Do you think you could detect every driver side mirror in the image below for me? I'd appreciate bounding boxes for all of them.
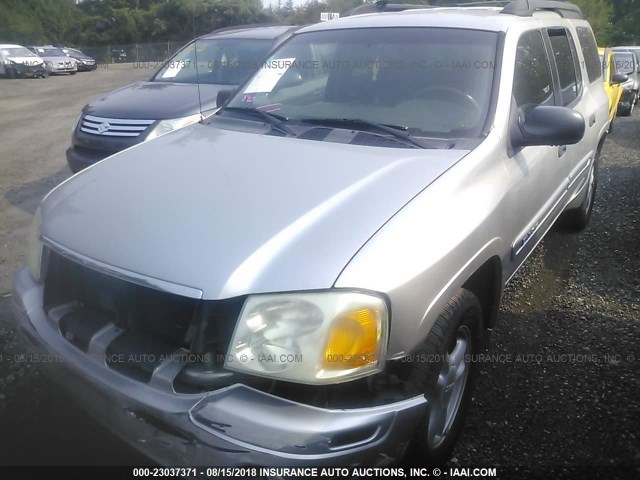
[611,72,629,84]
[216,88,236,107]
[510,105,585,149]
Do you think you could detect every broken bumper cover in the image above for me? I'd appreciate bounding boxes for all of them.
[12,267,427,466]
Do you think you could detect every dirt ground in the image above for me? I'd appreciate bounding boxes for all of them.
[0,66,638,470]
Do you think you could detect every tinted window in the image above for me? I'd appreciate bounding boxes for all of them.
[548,29,580,106]
[513,30,554,111]
[576,26,602,83]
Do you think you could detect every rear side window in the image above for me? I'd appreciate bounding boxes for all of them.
[513,30,555,110]
[548,29,581,106]
[576,26,602,83]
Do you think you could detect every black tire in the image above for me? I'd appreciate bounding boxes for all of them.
[7,67,16,79]
[70,71,76,75]
[618,105,632,117]
[404,288,482,465]
[560,146,601,232]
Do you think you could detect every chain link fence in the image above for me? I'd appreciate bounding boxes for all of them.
[78,40,191,64]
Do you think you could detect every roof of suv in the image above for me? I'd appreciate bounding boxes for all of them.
[300,6,578,34]
[200,25,299,40]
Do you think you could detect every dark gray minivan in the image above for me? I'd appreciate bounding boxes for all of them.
[67,25,298,173]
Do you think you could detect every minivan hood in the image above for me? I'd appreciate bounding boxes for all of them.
[8,56,43,65]
[85,82,225,119]
[41,125,469,299]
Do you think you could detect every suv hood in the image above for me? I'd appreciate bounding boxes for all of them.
[7,56,44,65]
[85,81,225,119]
[41,125,468,299]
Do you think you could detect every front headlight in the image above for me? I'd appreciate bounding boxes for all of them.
[225,291,389,384]
[145,113,203,141]
[26,207,44,283]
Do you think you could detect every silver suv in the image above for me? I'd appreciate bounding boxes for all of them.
[13,1,609,466]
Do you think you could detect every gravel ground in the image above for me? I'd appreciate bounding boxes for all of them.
[452,110,640,474]
[0,68,638,472]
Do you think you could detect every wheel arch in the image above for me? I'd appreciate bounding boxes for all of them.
[461,255,503,330]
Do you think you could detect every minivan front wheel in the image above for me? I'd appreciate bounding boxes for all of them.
[404,288,482,465]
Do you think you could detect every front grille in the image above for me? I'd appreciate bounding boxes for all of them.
[43,249,246,391]
[81,114,155,137]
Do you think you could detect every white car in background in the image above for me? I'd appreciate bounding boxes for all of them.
[27,45,78,75]
[0,44,48,78]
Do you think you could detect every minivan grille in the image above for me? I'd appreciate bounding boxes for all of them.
[80,114,155,137]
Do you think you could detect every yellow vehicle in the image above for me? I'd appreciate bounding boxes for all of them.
[599,47,627,132]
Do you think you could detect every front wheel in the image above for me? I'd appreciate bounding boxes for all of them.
[404,288,482,465]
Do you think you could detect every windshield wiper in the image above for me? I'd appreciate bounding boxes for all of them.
[222,107,296,137]
[299,118,432,149]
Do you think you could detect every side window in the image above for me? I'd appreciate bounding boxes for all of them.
[576,26,602,83]
[548,29,580,106]
[513,30,555,111]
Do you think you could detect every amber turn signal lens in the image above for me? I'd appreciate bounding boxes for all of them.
[323,307,381,369]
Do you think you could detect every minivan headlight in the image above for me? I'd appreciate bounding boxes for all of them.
[26,207,44,283]
[145,113,203,141]
[225,291,389,384]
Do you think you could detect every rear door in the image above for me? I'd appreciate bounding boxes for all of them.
[544,27,596,203]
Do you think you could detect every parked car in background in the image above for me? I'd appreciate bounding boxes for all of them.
[15,1,609,467]
[598,47,627,131]
[66,24,298,173]
[611,48,639,116]
[27,46,77,75]
[0,44,47,78]
[110,48,128,63]
[61,47,97,71]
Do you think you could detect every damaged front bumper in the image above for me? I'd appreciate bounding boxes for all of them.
[11,267,427,466]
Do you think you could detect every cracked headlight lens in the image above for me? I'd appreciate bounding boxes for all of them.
[225,291,388,384]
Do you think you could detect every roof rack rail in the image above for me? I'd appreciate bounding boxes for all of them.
[431,1,510,5]
[344,1,430,17]
[501,0,582,19]
[343,0,582,19]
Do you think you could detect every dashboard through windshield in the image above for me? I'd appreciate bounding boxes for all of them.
[225,28,499,139]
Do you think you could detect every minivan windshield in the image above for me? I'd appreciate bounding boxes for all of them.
[224,28,498,138]
[154,38,273,85]
[36,47,66,57]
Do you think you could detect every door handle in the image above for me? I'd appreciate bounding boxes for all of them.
[589,114,596,127]
[558,145,567,157]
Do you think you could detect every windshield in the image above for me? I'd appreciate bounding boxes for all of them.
[154,38,273,85]
[35,47,66,57]
[613,52,634,74]
[65,48,88,57]
[2,47,36,57]
[225,28,498,138]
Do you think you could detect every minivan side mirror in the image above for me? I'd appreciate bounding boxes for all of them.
[216,88,235,107]
[511,105,585,148]
[611,72,629,84]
